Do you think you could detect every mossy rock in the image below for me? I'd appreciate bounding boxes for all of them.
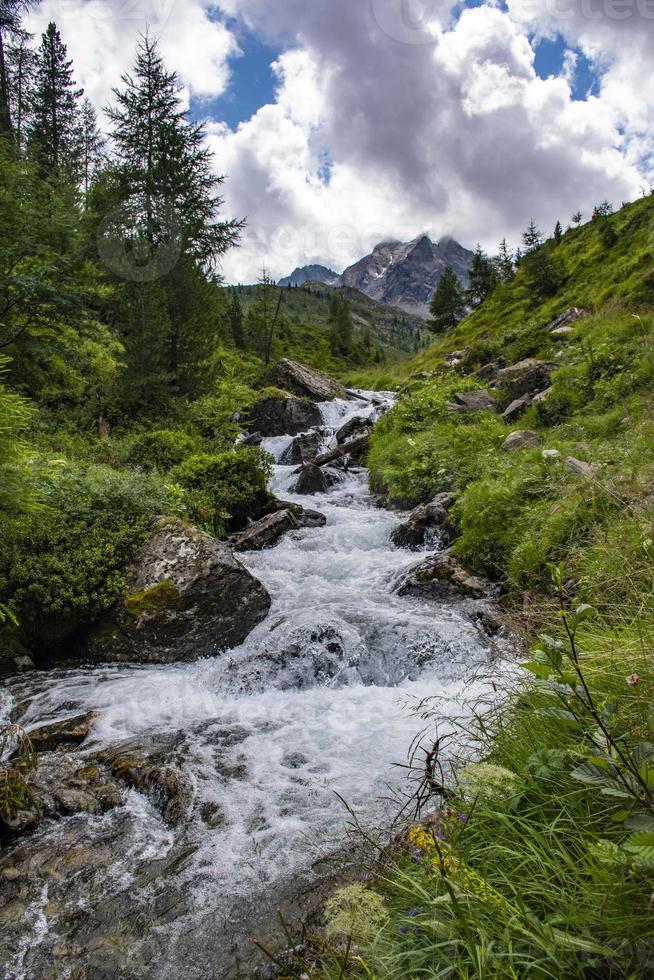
[124,580,181,617]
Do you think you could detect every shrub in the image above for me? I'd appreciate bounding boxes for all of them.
[173,447,272,536]
[454,477,525,578]
[125,429,200,472]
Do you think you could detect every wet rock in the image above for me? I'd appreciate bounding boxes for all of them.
[449,389,496,413]
[391,493,457,550]
[547,307,587,332]
[248,395,322,438]
[97,744,191,826]
[282,752,308,769]
[335,415,373,444]
[566,456,602,479]
[309,434,369,469]
[266,497,327,528]
[0,628,35,677]
[279,430,326,466]
[501,430,540,451]
[233,510,299,552]
[475,357,508,382]
[268,359,346,401]
[293,464,342,495]
[27,712,95,752]
[55,789,100,815]
[240,432,263,447]
[200,801,225,829]
[502,394,532,422]
[0,808,40,836]
[496,359,558,399]
[396,553,498,601]
[83,517,271,664]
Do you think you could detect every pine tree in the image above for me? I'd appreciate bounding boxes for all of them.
[248,270,281,365]
[75,98,105,193]
[29,22,83,175]
[522,220,543,253]
[6,34,36,150]
[467,245,498,306]
[106,33,240,268]
[429,267,466,333]
[228,289,245,350]
[495,238,515,283]
[329,294,353,356]
[572,211,583,227]
[0,1,35,138]
[554,220,563,244]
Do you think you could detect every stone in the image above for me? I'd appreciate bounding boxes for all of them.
[54,789,100,815]
[0,629,35,677]
[279,430,326,466]
[396,554,497,601]
[445,349,468,367]
[475,357,508,382]
[268,359,347,401]
[542,449,561,461]
[292,464,341,495]
[502,394,532,422]
[239,432,263,447]
[496,359,558,399]
[449,390,496,413]
[335,415,373,444]
[83,518,271,664]
[546,307,587,332]
[566,456,602,479]
[28,712,95,752]
[263,497,327,528]
[501,430,540,451]
[248,395,322,438]
[232,510,299,552]
[532,386,553,404]
[391,493,457,550]
[0,808,40,836]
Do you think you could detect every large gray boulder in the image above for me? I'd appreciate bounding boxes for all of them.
[396,553,497,601]
[502,394,532,422]
[292,464,341,495]
[248,395,322,437]
[449,390,496,413]
[391,493,457,550]
[83,518,271,664]
[501,430,540,451]
[496,359,558,399]
[269,359,347,401]
[279,430,326,466]
[233,510,299,552]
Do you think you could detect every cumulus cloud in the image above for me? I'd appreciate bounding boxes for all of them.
[24,0,653,282]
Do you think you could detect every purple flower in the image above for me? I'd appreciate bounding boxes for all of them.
[399,926,409,935]
[459,812,468,823]
[412,849,421,863]
[407,909,418,918]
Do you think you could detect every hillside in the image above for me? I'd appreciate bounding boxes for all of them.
[234,280,429,356]
[329,195,654,977]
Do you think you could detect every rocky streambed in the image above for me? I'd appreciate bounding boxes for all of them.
[0,378,502,979]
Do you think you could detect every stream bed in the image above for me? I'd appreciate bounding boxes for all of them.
[0,393,498,979]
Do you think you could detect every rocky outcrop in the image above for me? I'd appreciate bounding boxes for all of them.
[448,389,496,413]
[279,430,326,466]
[233,510,299,552]
[501,430,540,451]
[293,464,342,495]
[391,493,457,550]
[496,359,558,400]
[396,553,498,601]
[335,415,373,444]
[476,357,508,382]
[248,395,322,438]
[547,308,587,333]
[83,518,271,664]
[268,359,346,402]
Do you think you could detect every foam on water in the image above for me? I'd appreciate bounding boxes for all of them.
[4,392,497,975]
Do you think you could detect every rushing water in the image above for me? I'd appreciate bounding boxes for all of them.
[0,393,497,979]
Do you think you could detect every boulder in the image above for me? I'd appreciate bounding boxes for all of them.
[391,493,457,550]
[292,464,341,495]
[476,357,508,382]
[445,349,468,367]
[546,308,587,332]
[248,395,322,437]
[566,456,601,479]
[396,554,497,601]
[232,510,299,552]
[501,430,540,451]
[279,430,326,466]
[502,394,532,422]
[336,416,373,444]
[268,359,346,401]
[28,713,95,753]
[262,497,327,528]
[542,449,561,461]
[83,518,271,664]
[496,359,558,399]
[239,432,263,447]
[0,630,34,677]
[532,386,553,404]
[449,390,496,413]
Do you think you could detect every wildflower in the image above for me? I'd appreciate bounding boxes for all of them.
[457,762,521,806]
[458,812,468,823]
[627,674,641,687]
[407,908,418,918]
[412,848,421,863]
[399,925,409,935]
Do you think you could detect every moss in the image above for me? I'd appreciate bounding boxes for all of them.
[124,580,181,617]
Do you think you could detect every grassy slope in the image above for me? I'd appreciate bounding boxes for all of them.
[316,198,654,978]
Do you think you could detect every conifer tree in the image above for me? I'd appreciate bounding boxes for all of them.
[6,34,35,149]
[76,98,106,193]
[329,294,353,356]
[467,245,498,306]
[429,267,466,333]
[0,1,35,137]
[522,220,543,253]
[228,289,245,350]
[554,220,563,244]
[29,22,83,174]
[495,238,515,283]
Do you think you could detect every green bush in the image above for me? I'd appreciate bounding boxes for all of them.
[454,477,525,578]
[125,429,200,472]
[173,446,272,536]
[0,462,173,651]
